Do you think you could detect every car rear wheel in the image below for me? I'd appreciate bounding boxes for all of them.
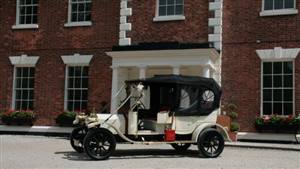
[70,126,88,153]
[83,128,116,160]
[197,128,224,158]
[171,143,191,152]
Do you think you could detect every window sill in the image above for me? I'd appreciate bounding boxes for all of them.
[153,15,185,22]
[64,21,92,27]
[12,24,39,30]
[260,9,298,17]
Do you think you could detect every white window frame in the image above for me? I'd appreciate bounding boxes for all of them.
[64,0,92,27]
[12,0,39,29]
[64,66,89,111]
[260,0,298,16]
[12,66,35,110]
[260,60,295,116]
[153,0,185,22]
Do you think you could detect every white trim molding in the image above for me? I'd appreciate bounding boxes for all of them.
[9,54,39,67]
[208,0,223,51]
[256,47,300,61]
[260,9,298,16]
[64,21,92,27]
[119,0,132,46]
[61,53,93,66]
[12,24,39,30]
[153,15,185,22]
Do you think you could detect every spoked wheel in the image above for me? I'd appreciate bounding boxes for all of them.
[171,143,191,152]
[83,128,116,160]
[70,126,88,153]
[197,128,224,158]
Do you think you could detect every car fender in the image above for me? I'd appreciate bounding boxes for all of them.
[192,123,231,142]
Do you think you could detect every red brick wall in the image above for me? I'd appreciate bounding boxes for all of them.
[127,0,209,44]
[0,0,120,125]
[222,0,300,132]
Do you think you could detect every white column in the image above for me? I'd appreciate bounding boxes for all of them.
[203,66,211,78]
[139,65,147,79]
[110,66,119,113]
[172,65,181,75]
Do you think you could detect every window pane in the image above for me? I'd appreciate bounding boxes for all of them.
[20,0,26,5]
[26,6,33,15]
[85,3,92,11]
[32,6,38,14]
[74,67,82,76]
[283,103,293,115]
[68,67,74,77]
[29,67,35,77]
[283,89,293,101]
[74,90,81,100]
[285,0,294,8]
[32,15,37,24]
[22,78,28,88]
[263,62,272,74]
[68,90,74,100]
[16,78,22,88]
[263,75,272,88]
[29,90,34,100]
[25,0,32,5]
[274,0,284,9]
[71,4,78,13]
[78,12,85,21]
[273,103,282,115]
[167,5,175,15]
[28,101,33,110]
[273,89,282,101]
[176,0,183,4]
[16,90,22,100]
[263,103,272,115]
[85,13,91,21]
[159,6,167,16]
[74,101,81,111]
[81,101,87,110]
[284,62,293,74]
[22,90,28,100]
[167,0,175,5]
[263,89,272,101]
[23,68,29,77]
[20,6,26,15]
[71,13,77,22]
[273,62,282,74]
[160,0,167,5]
[75,78,81,88]
[68,101,74,111]
[82,90,88,100]
[68,78,74,88]
[264,0,273,10]
[26,15,32,24]
[22,101,28,110]
[175,5,183,15]
[273,75,282,87]
[82,78,88,88]
[16,68,22,77]
[32,0,38,4]
[28,78,34,88]
[284,75,293,87]
[15,101,21,110]
[78,3,85,12]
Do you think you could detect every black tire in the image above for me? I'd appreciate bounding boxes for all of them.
[83,128,116,160]
[171,143,191,152]
[197,128,224,158]
[70,126,88,153]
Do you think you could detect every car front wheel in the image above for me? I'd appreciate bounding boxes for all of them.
[83,128,116,160]
[197,128,224,158]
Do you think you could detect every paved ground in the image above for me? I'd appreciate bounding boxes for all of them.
[0,135,299,169]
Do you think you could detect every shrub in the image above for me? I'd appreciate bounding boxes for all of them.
[227,111,238,120]
[230,122,240,132]
[55,111,77,127]
[255,115,300,126]
[1,110,36,125]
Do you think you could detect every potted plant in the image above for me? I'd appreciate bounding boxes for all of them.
[255,115,300,134]
[55,111,77,127]
[218,103,240,141]
[1,110,36,126]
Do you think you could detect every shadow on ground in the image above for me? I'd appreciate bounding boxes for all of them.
[55,149,201,161]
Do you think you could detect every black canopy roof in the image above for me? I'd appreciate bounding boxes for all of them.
[127,74,220,88]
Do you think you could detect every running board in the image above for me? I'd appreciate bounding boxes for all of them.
[119,140,197,145]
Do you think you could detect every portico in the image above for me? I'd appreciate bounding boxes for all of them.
[106,48,220,113]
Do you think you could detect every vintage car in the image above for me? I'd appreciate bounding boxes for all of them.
[70,75,230,160]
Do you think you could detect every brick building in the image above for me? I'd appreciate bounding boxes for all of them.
[0,0,222,125]
[222,0,300,137]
